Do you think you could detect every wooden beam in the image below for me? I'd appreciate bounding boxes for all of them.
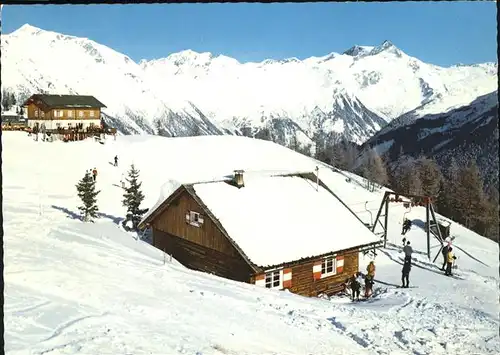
[384,197,389,248]
[426,201,430,260]
[371,191,389,236]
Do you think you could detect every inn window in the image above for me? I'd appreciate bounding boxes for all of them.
[78,111,84,118]
[89,111,95,117]
[265,270,281,289]
[321,257,337,277]
[68,110,73,118]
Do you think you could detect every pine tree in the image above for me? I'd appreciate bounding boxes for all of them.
[361,148,389,189]
[392,157,415,194]
[2,89,11,110]
[454,160,486,229]
[416,156,442,197]
[444,158,461,220]
[76,172,100,222]
[122,164,148,230]
[484,185,499,240]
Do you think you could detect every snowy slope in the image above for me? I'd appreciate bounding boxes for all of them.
[3,132,499,354]
[1,24,496,146]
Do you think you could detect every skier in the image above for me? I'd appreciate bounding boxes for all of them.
[401,218,412,235]
[403,240,413,264]
[364,273,374,298]
[401,258,411,288]
[349,272,363,301]
[445,247,457,276]
[92,168,98,182]
[440,240,451,271]
[365,261,376,297]
[114,155,118,167]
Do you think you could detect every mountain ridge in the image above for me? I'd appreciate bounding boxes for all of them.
[1,23,497,149]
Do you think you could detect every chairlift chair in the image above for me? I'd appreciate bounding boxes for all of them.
[402,202,412,224]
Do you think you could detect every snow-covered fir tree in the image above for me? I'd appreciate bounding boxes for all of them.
[122,164,148,231]
[76,171,100,222]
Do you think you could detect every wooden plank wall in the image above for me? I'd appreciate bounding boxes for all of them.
[153,228,254,283]
[26,103,100,120]
[286,251,359,297]
[153,190,240,258]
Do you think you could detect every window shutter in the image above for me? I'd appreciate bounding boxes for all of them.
[312,260,322,280]
[283,268,292,288]
[336,255,344,273]
[255,273,265,287]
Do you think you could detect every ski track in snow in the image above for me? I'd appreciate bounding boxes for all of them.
[3,132,500,355]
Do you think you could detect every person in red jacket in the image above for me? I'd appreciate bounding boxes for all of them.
[92,168,97,181]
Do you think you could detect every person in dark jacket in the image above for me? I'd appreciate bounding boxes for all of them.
[401,259,411,288]
[401,218,412,235]
[114,155,118,167]
[441,242,450,270]
[349,273,363,301]
[403,240,413,264]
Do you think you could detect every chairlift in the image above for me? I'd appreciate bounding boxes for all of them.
[402,202,412,223]
[364,201,373,228]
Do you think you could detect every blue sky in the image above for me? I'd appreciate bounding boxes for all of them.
[2,2,497,66]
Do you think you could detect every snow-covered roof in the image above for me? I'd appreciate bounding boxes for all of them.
[190,174,380,267]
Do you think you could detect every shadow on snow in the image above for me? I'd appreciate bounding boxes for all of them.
[51,205,122,224]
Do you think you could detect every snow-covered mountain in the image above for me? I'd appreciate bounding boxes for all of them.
[1,24,497,146]
[359,90,499,189]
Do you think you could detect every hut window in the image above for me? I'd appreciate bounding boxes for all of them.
[186,211,204,227]
[265,270,281,289]
[41,111,45,118]
[68,110,73,118]
[90,111,95,117]
[79,111,84,118]
[321,257,337,278]
[35,110,38,117]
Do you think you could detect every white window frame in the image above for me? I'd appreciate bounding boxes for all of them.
[186,211,204,227]
[68,110,73,118]
[265,269,283,289]
[89,111,95,117]
[321,256,337,279]
[78,111,84,118]
[40,111,45,118]
[35,110,39,117]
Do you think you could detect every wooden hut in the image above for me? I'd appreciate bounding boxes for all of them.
[139,171,381,297]
[23,94,106,131]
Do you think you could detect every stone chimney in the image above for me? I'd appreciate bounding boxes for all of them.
[233,170,245,188]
